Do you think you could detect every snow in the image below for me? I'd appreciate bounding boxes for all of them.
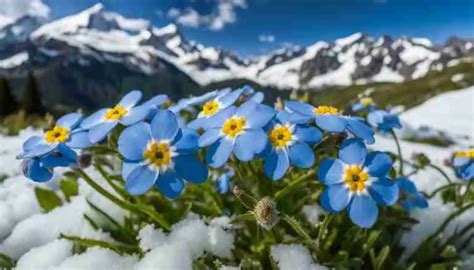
[302,204,324,225]
[0,51,29,69]
[411,38,433,47]
[271,244,327,270]
[54,247,138,270]
[400,86,474,141]
[16,240,73,270]
[334,32,363,49]
[371,66,404,83]
[399,39,440,66]
[451,73,465,83]
[360,55,372,66]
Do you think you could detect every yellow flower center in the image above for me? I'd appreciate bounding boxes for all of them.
[202,100,219,117]
[344,165,369,192]
[269,125,293,148]
[104,104,128,120]
[144,142,172,168]
[456,149,474,159]
[45,125,70,143]
[314,105,339,115]
[222,117,246,138]
[360,97,374,106]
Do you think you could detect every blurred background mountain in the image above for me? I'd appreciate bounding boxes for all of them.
[0,2,473,115]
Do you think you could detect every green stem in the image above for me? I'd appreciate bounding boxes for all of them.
[390,129,404,175]
[274,170,315,202]
[94,164,129,200]
[60,234,140,255]
[76,168,170,230]
[427,163,452,184]
[427,183,463,199]
[460,180,473,206]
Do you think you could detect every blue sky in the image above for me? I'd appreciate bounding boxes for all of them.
[43,0,474,56]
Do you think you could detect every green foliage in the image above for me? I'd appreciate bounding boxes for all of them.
[21,72,45,115]
[0,77,18,116]
[0,253,16,269]
[0,110,49,136]
[34,187,63,213]
[60,178,79,202]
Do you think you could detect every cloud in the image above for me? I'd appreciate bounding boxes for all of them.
[166,0,247,31]
[0,0,50,27]
[258,34,275,43]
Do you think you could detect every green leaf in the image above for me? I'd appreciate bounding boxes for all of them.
[35,187,62,213]
[440,245,456,258]
[0,253,16,269]
[60,179,79,202]
[374,246,390,270]
[60,234,140,256]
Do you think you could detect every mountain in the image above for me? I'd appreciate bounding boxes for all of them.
[0,3,472,110]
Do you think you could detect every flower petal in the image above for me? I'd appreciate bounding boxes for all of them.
[142,94,168,109]
[320,184,351,212]
[233,129,267,161]
[187,117,206,130]
[367,110,386,127]
[288,142,314,168]
[174,128,200,153]
[122,161,142,180]
[202,106,236,130]
[118,122,151,161]
[396,177,418,195]
[119,90,142,108]
[206,138,233,168]
[22,159,53,182]
[23,136,43,152]
[174,154,208,183]
[198,128,222,147]
[81,108,108,129]
[244,104,276,128]
[318,159,344,185]
[125,164,158,195]
[57,113,83,129]
[67,131,92,149]
[217,88,243,107]
[294,125,323,145]
[315,115,346,133]
[155,171,185,199]
[120,105,150,126]
[88,121,118,144]
[364,151,392,177]
[368,177,399,206]
[151,110,179,141]
[285,101,315,116]
[339,138,367,165]
[235,100,258,119]
[21,143,57,158]
[263,149,289,180]
[345,117,375,144]
[348,194,378,228]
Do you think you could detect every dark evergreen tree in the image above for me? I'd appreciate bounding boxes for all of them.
[21,72,44,115]
[0,77,18,116]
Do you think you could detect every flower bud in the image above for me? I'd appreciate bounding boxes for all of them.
[77,153,92,168]
[253,197,279,230]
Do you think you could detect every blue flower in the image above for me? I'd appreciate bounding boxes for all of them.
[239,85,264,104]
[452,149,474,180]
[118,110,208,198]
[215,168,235,194]
[21,145,77,182]
[352,97,376,112]
[187,88,244,130]
[261,111,322,180]
[396,177,428,211]
[198,101,276,168]
[318,138,399,228]
[81,90,152,143]
[141,94,169,119]
[169,89,230,114]
[367,110,402,132]
[285,101,375,144]
[18,113,90,159]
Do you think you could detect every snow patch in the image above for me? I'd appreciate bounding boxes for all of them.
[0,51,29,69]
[271,244,327,270]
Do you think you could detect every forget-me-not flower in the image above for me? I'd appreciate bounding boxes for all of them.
[198,101,276,168]
[318,138,399,228]
[285,101,375,144]
[396,177,428,211]
[215,168,235,194]
[367,109,402,132]
[261,111,322,180]
[81,90,155,143]
[18,113,90,159]
[352,97,376,112]
[118,110,208,198]
[187,88,244,130]
[452,149,474,180]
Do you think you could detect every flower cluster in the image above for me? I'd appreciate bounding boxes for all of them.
[17,86,455,229]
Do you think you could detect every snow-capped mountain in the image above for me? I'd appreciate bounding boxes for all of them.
[0,3,472,109]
